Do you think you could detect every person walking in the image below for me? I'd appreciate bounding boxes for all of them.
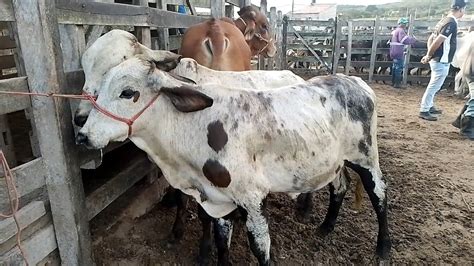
[418,0,467,121]
[389,18,417,88]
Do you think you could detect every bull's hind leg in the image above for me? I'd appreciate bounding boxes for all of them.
[318,167,350,235]
[345,161,391,259]
[239,198,271,266]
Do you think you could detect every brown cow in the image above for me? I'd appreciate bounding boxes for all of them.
[179,18,252,70]
[179,6,276,71]
[234,5,277,57]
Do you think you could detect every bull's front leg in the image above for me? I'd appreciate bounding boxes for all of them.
[295,192,313,223]
[239,198,271,266]
[197,205,213,266]
[213,215,236,266]
[170,190,189,242]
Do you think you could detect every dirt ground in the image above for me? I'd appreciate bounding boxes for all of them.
[90,83,473,265]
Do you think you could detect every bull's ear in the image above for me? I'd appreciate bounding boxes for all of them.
[161,86,213,112]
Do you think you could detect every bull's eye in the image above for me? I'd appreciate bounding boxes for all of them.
[120,89,135,99]
[120,89,140,103]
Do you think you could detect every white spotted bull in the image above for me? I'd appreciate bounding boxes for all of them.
[74,29,306,264]
[76,56,391,264]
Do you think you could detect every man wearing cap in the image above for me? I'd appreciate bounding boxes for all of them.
[389,18,417,88]
[419,0,467,121]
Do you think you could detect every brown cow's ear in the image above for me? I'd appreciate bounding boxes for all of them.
[153,55,183,72]
[161,86,213,112]
[137,44,182,71]
[244,20,256,41]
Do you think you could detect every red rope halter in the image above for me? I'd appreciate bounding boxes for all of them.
[0,90,161,137]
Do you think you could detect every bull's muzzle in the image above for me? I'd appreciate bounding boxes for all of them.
[74,113,88,127]
[75,132,89,146]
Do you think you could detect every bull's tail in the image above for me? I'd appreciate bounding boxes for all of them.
[343,166,364,210]
[203,19,229,70]
[353,176,364,210]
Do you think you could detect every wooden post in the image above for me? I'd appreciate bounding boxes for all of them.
[368,17,380,83]
[258,0,267,70]
[402,14,414,86]
[211,0,225,18]
[281,15,288,70]
[266,7,277,70]
[345,20,353,75]
[158,0,170,50]
[58,25,86,72]
[133,0,152,47]
[275,10,283,70]
[225,4,234,18]
[332,16,342,74]
[240,0,251,8]
[11,0,93,264]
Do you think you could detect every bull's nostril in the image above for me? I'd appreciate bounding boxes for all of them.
[74,115,87,127]
[75,132,89,145]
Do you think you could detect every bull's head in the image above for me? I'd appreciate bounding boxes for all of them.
[237,6,277,58]
[76,55,213,149]
[74,29,182,127]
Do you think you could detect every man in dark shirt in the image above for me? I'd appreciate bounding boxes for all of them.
[418,0,467,121]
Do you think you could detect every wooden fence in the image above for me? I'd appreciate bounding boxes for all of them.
[281,16,474,85]
[0,0,280,264]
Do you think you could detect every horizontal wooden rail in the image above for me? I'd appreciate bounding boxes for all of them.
[85,154,155,220]
[0,77,31,115]
[0,36,16,49]
[0,201,46,244]
[0,55,16,70]
[288,20,334,27]
[1,224,57,264]
[287,44,333,50]
[0,158,47,208]
[286,55,332,64]
[56,0,206,28]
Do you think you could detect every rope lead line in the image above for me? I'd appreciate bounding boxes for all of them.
[0,151,29,265]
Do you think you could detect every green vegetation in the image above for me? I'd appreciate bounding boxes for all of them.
[337,0,453,19]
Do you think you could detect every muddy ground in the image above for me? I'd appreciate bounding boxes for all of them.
[90,83,473,265]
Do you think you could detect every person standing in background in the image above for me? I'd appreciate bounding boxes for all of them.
[389,18,417,88]
[418,0,467,121]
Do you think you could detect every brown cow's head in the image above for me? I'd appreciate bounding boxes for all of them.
[237,6,277,58]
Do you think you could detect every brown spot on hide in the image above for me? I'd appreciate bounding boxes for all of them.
[312,151,315,156]
[207,120,228,152]
[253,154,256,162]
[264,132,271,141]
[243,102,250,111]
[202,159,231,187]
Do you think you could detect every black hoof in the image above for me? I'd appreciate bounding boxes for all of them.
[295,210,311,224]
[375,238,392,260]
[197,255,210,266]
[165,232,181,248]
[317,221,335,237]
